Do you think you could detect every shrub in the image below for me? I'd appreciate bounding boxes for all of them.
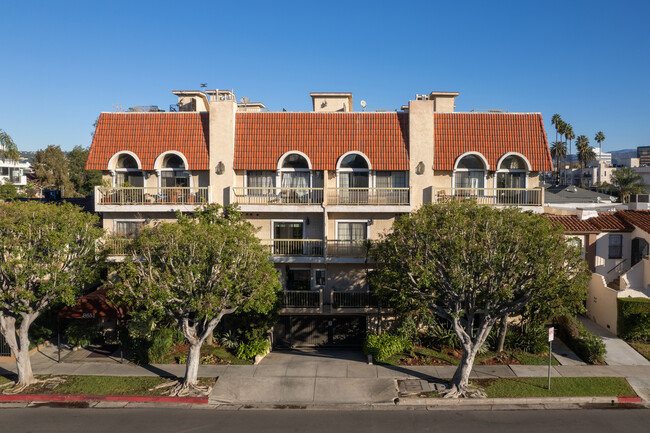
[420,322,461,350]
[147,328,177,364]
[28,323,53,349]
[556,316,606,364]
[65,321,101,347]
[617,297,650,341]
[363,333,411,362]
[217,330,240,349]
[235,338,270,360]
[505,325,548,354]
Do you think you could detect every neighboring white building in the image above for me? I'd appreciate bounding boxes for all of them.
[0,143,29,186]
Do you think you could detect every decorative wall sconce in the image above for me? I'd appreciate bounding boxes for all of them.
[416,161,425,175]
[215,161,225,175]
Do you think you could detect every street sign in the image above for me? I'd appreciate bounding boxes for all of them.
[548,327,554,342]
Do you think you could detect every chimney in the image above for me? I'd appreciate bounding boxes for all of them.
[310,92,353,112]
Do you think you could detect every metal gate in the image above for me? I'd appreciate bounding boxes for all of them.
[273,315,366,348]
[0,334,11,357]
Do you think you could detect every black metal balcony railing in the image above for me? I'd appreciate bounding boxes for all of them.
[328,188,410,206]
[262,239,324,257]
[327,240,369,258]
[232,187,324,205]
[282,290,322,308]
[96,187,209,206]
[432,187,543,206]
[332,291,377,308]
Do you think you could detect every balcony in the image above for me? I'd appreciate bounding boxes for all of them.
[432,187,543,207]
[231,187,324,209]
[262,239,324,258]
[327,240,369,258]
[282,290,323,313]
[104,237,134,257]
[95,186,209,212]
[327,188,410,207]
[331,291,377,309]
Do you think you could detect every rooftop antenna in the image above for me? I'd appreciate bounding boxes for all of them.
[241,96,250,111]
[360,100,367,112]
[200,83,208,89]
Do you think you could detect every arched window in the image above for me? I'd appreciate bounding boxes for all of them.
[454,154,486,190]
[158,153,190,188]
[496,154,528,189]
[113,153,144,187]
[337,152,370,189]
[278,152,311,202]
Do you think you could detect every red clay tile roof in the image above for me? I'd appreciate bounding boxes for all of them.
[616,210,650,234]
[233,112,409,171]
[86,113,209,171]
[589,213,634,232]
[433,113,553,172]
[542,214,599,233]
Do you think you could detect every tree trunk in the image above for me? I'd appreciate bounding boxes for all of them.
[0,313,37,387]
[496,315,508,353]
[449,345,478,392]
[183,341,202,387]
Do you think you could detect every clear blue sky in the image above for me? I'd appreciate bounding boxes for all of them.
[2,0,649,153]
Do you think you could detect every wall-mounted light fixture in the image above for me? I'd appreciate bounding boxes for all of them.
[416,161,425,175]
[215,161,225,175]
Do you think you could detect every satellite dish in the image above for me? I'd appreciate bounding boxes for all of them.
[360,100,367,108]
[241,96,251,104]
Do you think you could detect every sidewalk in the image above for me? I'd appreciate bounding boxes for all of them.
[1,345,650,407]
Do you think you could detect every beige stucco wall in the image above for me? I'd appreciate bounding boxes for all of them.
[209,98,237,206]
[586,273,619,333]
[327,213,395,240]
[243,213,325,240]
[408,100,435,208]
[327,264,368,292]
[594,232,632,283]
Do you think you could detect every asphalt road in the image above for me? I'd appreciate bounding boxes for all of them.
[1,407,650,432]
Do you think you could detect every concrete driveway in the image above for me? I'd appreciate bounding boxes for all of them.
[578,317,650,366]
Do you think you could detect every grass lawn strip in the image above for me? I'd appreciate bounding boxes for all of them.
[2,375,215,396]
[420,377,636,399]
[628,341,650,361]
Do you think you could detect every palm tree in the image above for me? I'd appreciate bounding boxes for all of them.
[576,135,595,186]
[550,141,567,185]
[564,124,575,183]
[611,167,649,203]
[594,131,605,160]
[551,114,562,143]
[0,129,20,162]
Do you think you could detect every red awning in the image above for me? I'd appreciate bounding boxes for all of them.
[58,288,125,319]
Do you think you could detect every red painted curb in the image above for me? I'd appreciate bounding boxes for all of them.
[617,396,642,403]
[0,394,208,404]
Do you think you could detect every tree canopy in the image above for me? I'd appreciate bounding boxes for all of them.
[370,201,589,397]
[0,202,103,388]
[31,145,74,197]
[612,167,649,203]
[114,205,281,395]
[66,146,103,196]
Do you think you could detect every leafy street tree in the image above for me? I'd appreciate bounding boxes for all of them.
[114,205,281,396]
[32,145,75,197]
[370,201,589,398]
[612,167,649,203]
[66,145,102,196]
[0,129,20,162]
[0,181,21,201]
[576,135,596,186]
[0,202,103,390]
[550,141,567,185]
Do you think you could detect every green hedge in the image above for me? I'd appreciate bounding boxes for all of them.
[363,333,411,362]
[556,316,606,364]
[234,339,270,360]
[618,297,650,341]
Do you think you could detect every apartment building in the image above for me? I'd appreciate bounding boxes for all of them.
[86,89,552,347]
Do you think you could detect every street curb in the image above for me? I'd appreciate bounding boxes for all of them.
[0,394,208,404]
[396,396,642,406]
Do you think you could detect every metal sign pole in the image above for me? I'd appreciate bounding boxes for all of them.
[547,326,554,390]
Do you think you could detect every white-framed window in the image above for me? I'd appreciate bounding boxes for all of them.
[313,269,326,290]
[272,219,305,255]
[609,234,623,259]
[286,268,311,291]
[496,154,530,189]
[376,171,408,188]
[337,152,370,189]
[246,170,276,195]
[453,153,487,190]
[159,153,190,188]
[336,220,369,241]
[114,219,145,239]
[114,154,144,187]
